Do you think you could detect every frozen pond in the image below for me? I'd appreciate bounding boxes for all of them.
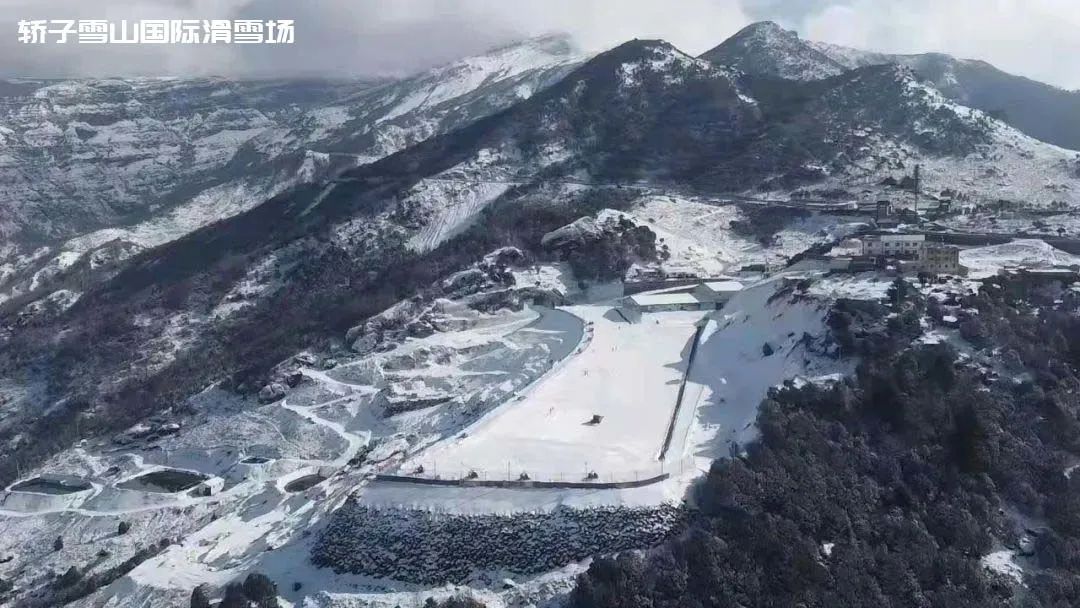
[285,474,326,492]
[10,476,92,495]
[117,469,209,493]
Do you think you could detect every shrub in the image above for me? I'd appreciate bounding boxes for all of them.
[54,566,81,588]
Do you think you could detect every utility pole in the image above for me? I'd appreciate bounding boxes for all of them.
[913,164,921,215]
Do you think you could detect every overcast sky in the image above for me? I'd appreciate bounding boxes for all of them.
[1,0,1079,90]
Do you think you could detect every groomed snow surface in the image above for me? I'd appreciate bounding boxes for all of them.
[400,306,704,482]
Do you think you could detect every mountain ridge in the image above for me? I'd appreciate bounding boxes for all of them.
[5,33,1071,462]
[702,21,1080,152]
[0,34,585,310]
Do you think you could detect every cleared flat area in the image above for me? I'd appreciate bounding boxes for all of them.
[359,477,690,514]
[405,306,704,481]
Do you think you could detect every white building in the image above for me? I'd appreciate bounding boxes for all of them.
[616,280,744,322]
[862,234,925,257]
[622,292,704,312]
[861,234,967,275]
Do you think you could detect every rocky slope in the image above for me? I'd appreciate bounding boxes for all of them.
[0,35,584,311]
[0,78,371,245]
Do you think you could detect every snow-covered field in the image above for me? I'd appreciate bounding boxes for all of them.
[960,239,1080,278]
[400,306,704,482]
[627,195,866,274]
[938,212,1080,237]
[378,274,848,513]
[680,275,847,460]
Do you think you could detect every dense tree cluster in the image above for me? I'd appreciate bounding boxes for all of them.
[729,205,812,246]
[192,572,280,608]
[547,215,661,283]
[312,502,684,584]
[571,277,1080,607]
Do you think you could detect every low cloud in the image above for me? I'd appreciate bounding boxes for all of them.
[0,0,750,78]
[745,0,1080,90]
[1,0,1078,91]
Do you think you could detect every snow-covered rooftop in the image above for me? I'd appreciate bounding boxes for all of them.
[629,293,703,307]
[700,280,745,293]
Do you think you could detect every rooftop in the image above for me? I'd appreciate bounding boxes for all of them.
[628,293,703,307]
[700,280,745,293]
[865,233,925,241]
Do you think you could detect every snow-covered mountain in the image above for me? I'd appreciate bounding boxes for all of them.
[310,33,584,160]
[3,30,1077,468]
[700,21,849,81]
[3,33,1070,446]
[702,21,1080,152]
[0,78,373,245]
[3,27,1080,607]
[0,35,584,308]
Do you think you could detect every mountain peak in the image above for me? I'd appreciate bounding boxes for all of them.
[560,38,718,93]
[701,22,846,81]
[608,38,683,56]
[732,21,797,40]
[706,22,1080,151]
[484,33,579,59]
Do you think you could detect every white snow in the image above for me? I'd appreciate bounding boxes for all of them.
[808,273,894,300]
[626,196,761,275]
[628,292,704,307]
[405,178,514,252]
[401,306,705,481]
[981,549,1024,583]
[617,45,715,88]
[510,262,578,296]
[678,275,843,459]
[960,239,1080,279]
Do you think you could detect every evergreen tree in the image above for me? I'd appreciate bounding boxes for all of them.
[55,566,81,588]
[219,582,249,608]
[242,572,277,603]
[190,583,212,608]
